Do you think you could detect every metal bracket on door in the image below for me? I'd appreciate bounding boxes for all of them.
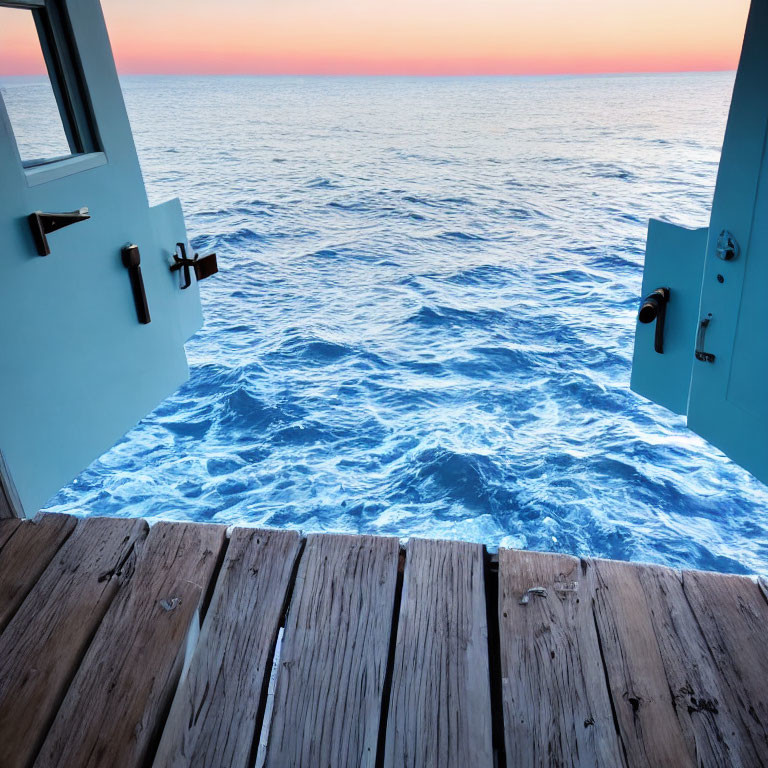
[695,314,715,363]
[28,208,90,256]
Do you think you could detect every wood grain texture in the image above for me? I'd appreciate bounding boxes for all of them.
[265,533,399,768]
[384,538,493,768]
[0,449,22,519]
[0,490,12,519]
[681,569,768,763]
[0,516,765,768]
[154,527,302,768]
[0,513,77,632]
[498,550,625,767]
[0,515,147,768]
[34,521,226,768]
[589,558,695,768]
[634,563,764,767]
[0,518,21,551]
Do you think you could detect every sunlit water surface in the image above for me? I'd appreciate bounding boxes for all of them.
[40,74,768,574]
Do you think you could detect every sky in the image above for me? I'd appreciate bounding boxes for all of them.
[0,0,751,76]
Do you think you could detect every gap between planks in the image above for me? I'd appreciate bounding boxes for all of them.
[251,537,308,768]
[484,550,507,768]
[374,547,406,768]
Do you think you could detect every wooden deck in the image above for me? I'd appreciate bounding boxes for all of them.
[0,515,767,767]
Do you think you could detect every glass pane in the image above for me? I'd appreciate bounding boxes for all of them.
[0,6,73,164]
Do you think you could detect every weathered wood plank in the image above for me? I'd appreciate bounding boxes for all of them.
[384,538,493,768]
[0,516,147,768]
[265,533,399,768]
[34,521,226,768]
[153,527,302,768]
[0,518,21,551]
[0,491,13,520]
[0,449,22,519]
[0,516,763,768]
[498,550,625,767]
[681,569,768,762]
[589,558,694,768]
[0,513,77,632]
[634,563,765,767]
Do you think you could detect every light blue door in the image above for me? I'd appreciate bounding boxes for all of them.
[631,220,707,416]
[632,0,768,485]
[687,0,768,481]
[0,0,203,516]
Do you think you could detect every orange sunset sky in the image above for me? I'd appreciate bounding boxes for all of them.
[0,0,751,76]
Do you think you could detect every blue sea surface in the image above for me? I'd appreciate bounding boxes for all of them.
[42,73,768,574]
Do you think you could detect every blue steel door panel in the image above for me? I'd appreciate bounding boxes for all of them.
[0,0,202,515]
[687,0,768,481]
[149,198,204,342]
[631,220,707,416]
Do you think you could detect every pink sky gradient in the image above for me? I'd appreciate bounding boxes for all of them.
[0,0,751,76]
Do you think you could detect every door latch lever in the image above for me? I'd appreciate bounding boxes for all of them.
[638,287,669,354]
[122,244,151,325]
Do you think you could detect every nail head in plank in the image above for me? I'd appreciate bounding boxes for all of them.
[0,515,147,768]
[34,521,226,768]
[265,533,399,768]
[384,538,493,768]
[498,549,625,767]
[681,568,768,762]
[153,527,302,768]
[589,558,695,768]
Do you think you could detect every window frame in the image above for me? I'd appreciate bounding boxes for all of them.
[0,0,101,169]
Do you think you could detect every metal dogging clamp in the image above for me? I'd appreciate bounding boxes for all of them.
[170,242,218,290]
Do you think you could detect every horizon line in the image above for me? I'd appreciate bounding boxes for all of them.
[114,67,736,78]
[0,66,738,79]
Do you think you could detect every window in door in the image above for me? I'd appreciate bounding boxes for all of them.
[0,2,98,167]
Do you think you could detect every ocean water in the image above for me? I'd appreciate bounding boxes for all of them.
[39,73,768,575]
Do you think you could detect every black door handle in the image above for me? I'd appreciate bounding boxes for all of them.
[29,208,90,256]
[638,287,669,354]
[121,245,150,325]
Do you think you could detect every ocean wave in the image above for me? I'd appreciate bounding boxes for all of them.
[44,72,768,575]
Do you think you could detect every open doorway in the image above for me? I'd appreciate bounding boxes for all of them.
[4,0,762,573]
